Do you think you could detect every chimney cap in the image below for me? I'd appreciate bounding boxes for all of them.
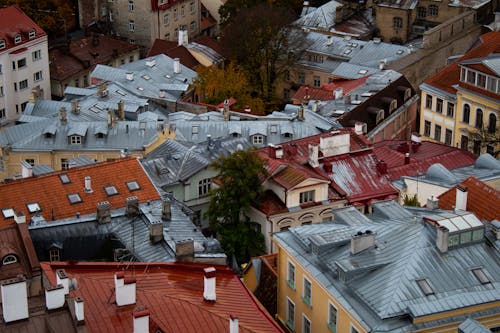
[204,267,216,278]
[133,309,150,318]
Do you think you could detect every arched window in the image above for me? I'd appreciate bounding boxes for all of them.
[2,254,17,265]
[475,109,483,129]
[488,113,497,134]
[462,104,470,124]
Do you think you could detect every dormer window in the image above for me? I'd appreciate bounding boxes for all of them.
[389,100,397,113]
[0,39,5,49]
[1,208,15,219]
[70,135,82,144]
[26,202,41,213]
[2,254,17,265]
[29,29,36,39]
[14,34,21,44]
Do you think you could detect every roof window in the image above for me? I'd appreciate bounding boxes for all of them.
[472,268,490,284]
[126,180,140,191]
[60,173,71,184]
[29,29,36,39]
[67,193,82,204]
[26,202,41,213]
[0,39,5,49]
[416,279,434,296]
[104,185,119,196]
[1,208,15,219]
[14,34,21,44]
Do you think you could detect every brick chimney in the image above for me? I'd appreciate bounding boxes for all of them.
[115,272,136,306]
[133,308,150,333]
[118,100,125,120]
[203,267,216,302]
[1,277,29,322]
[350,230,375,255]
[230,315,239,333]
[150,220,164,243]
[176,239,194,262]
[56,269,70,295]
[96,201,111,224]
[45,284,65,310]
[162,200,171,221]
[297,106,305,120]
[71,100,80,114]
[455,184,467,211]
[59,107,67,124]
[107,109,115,128]
[126,196,139,217]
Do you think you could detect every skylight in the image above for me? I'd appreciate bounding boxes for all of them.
[137,87,144,91]
[126,181,140,191]
[104,185,119,196]
[416,279,434,296]
[1,208,15,219]
[358,69,368,75]
[397,50,404,55]
[116,90,127,96]
[142,74,151,80]
[26,202,41,213]
[472,268,490,284]
[60,173,71,184]
[67,193,82,204]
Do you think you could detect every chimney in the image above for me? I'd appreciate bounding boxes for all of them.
[149,220,164,243]
[379,60,385,70]
[350,230,375,255]
[176,239,194,262]
[1,276,29,322]
[308,144,319,168]
[354,122,365,135]
[71,100,80,114]
[223,99,230,121]
[159,89,166,98]
[334,87,343,100]
[178,29,188,46]
[116,276,136,306]
[162,200,171,221]
[455,185,467,211]
[373,37,381,44]
[74,297,84,323]
[96,201,111,224]
[56,269,70,294]
[436,226,449,253]
[207,134,213,150]
[297,106,305,120]
[45,284,65,310]
[118,100,125,120]
[98,82,108,97]
[84,176,93,193]
[275,145,284,159]
[326,35,333,46]
[21,160,33,178]
[230,315,239,333]
[14,211,26,224]
[114,271,125,288]
[126,72,134,81]
[126,196,139,217]
[133,308,150,333]
[311,100,319,112]
[376,160,388,174]
[344,94,351,104]
[203,267,216,302]
[426,196,439,210]
[491,221,500,240]
[404,152,410,165]
[59,107,67,124]
[173,58,181,74]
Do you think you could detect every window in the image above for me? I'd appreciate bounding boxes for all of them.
[17,58,26,68]
[462,104,470,124]
[417,6,426,18]
[2,255,17,265]
[434,124,441,141]
[445,129,453,145]
[287,261,295,289]
[351,326,360,333]
[487,145,494,155]
[313,76,321,88]
[190,21,196,31]
[477,73,486,88]
[165,33,170,40]
[198,178,212,196]
[461,135,469,150]
[61,159,70,170]
[34,70,43,82]
[488,113,497,134]
[0,39,5,49]
[20,101,27,113]
[447,102,454,117]
[302,315,311,333]
[428,5,438,16]
[467,70,476,85]
[83,75,88,86]
[174,8,178,20]
[190,1,195,13]
[425,94,432,109]
[286,298,295,330]
[436,98,443,113]
[302,277,312,306]
[487,77,498,93]
[328,302,337,332]
[0,109,5,120]
[126,180,141,191]
[472,268,490,284]
[0,86,3,97]
[424,120,431,137]
[19,79,28,90]
[181,5,185,16]
[27,202,41,213]
[60,173,71,183]
[416,279,434,296]
[128,0,134,11]
[475,109,483,129]
[460,231,472,244]
[129,20,135,31]
[104,185,119,196]
[49,248,60,262]
[70,135,82,144]
[300,190,315,203]
[298,72,305,85]
[473,140,481,154]
[32,50,41,61]
[164,13,169,26]
[14,34,21,44]
[67,193,82,204]
[252,135,264,145]
[24,158,35,166]
[393,17,403,30]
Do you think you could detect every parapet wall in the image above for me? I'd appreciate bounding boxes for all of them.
[422,12,477,49]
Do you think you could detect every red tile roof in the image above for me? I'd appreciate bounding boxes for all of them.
[292,77,368,102]
[0,158,160,226]
[423,31,500,95]
[0,6,46,53]
[437,176,500,222]
[41,262,283,333]
[373,140,477,180]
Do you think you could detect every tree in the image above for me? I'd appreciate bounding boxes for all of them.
[403,194,421,207]
[206,149,268,266]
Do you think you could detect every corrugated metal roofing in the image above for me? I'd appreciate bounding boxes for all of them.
[458,318,491,333]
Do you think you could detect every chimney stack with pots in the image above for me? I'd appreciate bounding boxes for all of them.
[203,267,216,302]
[350,230,376,255]
[1,276,29,323]
[126,196,140,217]
[150,220,164,243]
[96,201,111,224]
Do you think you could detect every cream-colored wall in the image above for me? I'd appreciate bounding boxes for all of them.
[401,178,448,206]
[287,181,329,208]
[157,0,201,42]
[419,89,456,144]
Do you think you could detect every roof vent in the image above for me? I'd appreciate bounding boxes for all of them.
[96,201,111,224]
[84,176,93,193]
[126,72,134,81]
[145,58,156,67]
[350,230,375,255]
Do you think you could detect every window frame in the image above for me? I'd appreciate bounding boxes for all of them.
[428,4,438,16]
[462,104,470,124]
[302,276,312,307]
[2,254,17,265]
[327,301,338,333]
[286,297,295,331]
[434,124,441,142]
[287,260,296,289]
[252,134,264,145]
[198,178,212,197]
[299,190,315,204]
[302,314,311,333]
[129,20,135,32]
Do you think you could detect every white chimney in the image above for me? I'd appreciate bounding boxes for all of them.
[203,267,216,302]
[355,122,365,135]
[379,60,385,70]
[56,269,70,295]
[21,160,33,178]
[115,274,136,306]
[178,29,188,46]
[173,58,181,74]
[326,35,333,45]
[334,87,343,99]
[308,144,319,168]
[84,176,93,193]
[14,211,26,224]
[159,89,166,98]
[126,72,134,81]
[115,271,125,288]
[427,196,439,210]
[350,230,376,255]
[230,315,239,333]
[455,185,467,211]
[133,309,150,333]
[74,297,84,322]
[436,226,449,253]
[1,277,29,323]
[45,284,66,310]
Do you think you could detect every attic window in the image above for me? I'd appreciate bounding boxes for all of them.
[26,202,41,213]
[472,268,490,284]
[60,173,71,184]
[126,180,140,191]
[14,34,21,44]
[2,254,17,265]
[70,135,82,144]
[104,185,119,196]
[67,193,82,204]
[0,39,5,49]
[1,208,15,219]
[29,29,36,39]
[416,279,434,296]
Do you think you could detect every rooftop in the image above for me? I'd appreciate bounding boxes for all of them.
[0,6,46,53]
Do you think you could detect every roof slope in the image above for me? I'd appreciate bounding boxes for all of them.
[41,262,283,333]
[0,6,46,53]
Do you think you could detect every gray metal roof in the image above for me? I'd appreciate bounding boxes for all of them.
[294,0,342,30]
[458,318,492,333]
[273,201,500,332]
[32,164,55,175]
[185,42,224,65]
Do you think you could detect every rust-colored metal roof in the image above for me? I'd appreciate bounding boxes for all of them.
[438,176,500,222]
[147,39,200,69]
[0,6,46,53]
[0,158,160,226]
[41,262,283,333]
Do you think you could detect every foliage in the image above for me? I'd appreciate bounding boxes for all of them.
[206,149,268,265]
[403,194,421,207]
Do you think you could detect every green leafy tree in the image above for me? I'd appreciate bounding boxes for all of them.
[403,194,421,207]
[206,149,268,266]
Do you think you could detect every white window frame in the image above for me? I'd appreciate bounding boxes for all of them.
[49,248,60,262]
[252,134,264,145]
[287,260,295,289]
[302,314,311,333]
[302,276,312,307]
[350,325,360,333]
[14,34,21,44]
[0,39,5,49]
[198,178,212,197]
[2,254,17,265]
[328,301,338,333]
[29,29,36,39]
[286,297,295,331]
[129,20,135,31]
[32,49,41,61]
[34,70,43,82]
[300,190,315,204]
[19,79,28,90]
[70,135,82,144]
[164,13,169,26]
[128,0,134,11]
